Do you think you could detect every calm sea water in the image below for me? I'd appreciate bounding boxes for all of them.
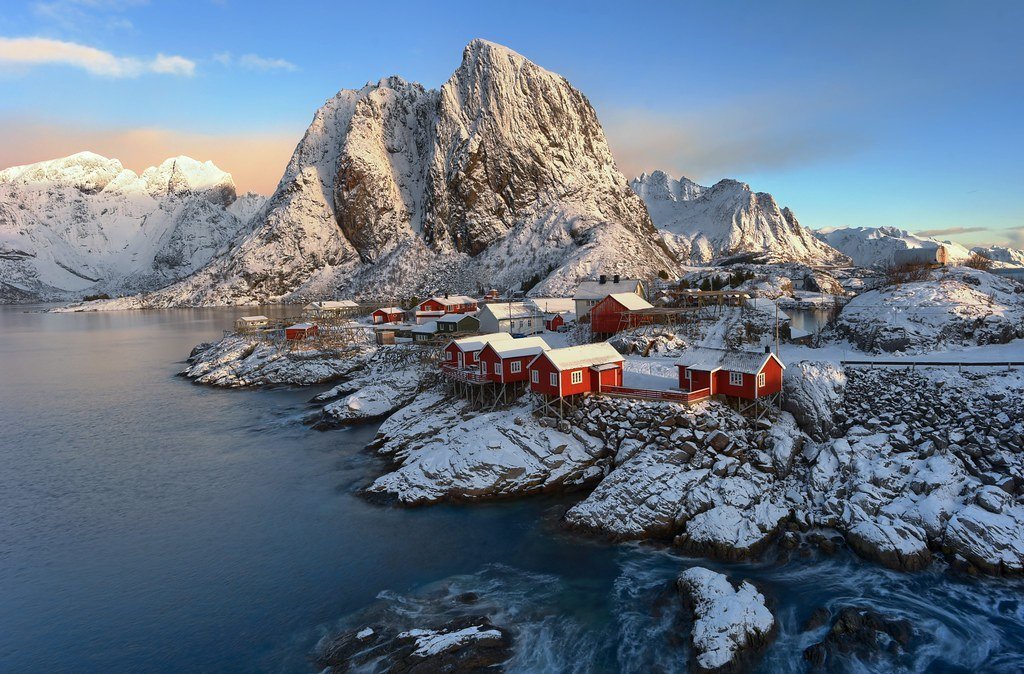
[2,306,1023,673]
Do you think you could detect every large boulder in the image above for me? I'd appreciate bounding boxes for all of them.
[677,567,775,673]
[943,504,1024,574]
[782,361,846,441]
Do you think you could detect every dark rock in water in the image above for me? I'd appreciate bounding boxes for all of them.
[803,606,913,669]
[188,342,213,359]
[317,615,512,673]
[802,607,831,632]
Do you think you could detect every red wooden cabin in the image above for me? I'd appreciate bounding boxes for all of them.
[372,306,405,324]
[478,336,550,383]
[285,323,318,341]
[527,343,624,398]
[442,333,515,370]
[590,292,654,335]
[675,347,784,400]
[544,313,565,331]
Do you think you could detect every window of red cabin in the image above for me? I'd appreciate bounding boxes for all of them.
[757,372,766,388]
[447,351,453,360]
[549,372,557,387]
[482,361,488,375]
[729,371,743,386]
[570,370,583,385]
[531,370,539,383]
[495,363,502,375]
[510,361,522,374]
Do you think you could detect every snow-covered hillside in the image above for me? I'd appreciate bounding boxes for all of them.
[117,39,675,308]
[815,226,971,268]
[630,170,848,266]
[0,152,264,302]
[972,245,1024,267]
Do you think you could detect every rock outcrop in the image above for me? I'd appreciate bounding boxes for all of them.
[677,567,775,673]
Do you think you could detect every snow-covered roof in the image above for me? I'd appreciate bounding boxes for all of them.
[604,292,654,311]
[535,343,624,371]
[238,315,268,322]
[287,322,315,330]
[448,332,515,353]
[428,295,477,307]
[412,320,438,334]
[526,297,575,314]
[437,312,479,324]
[307,300,358,309]
[573,279,643,300]
[375,306,404,314]
[483,301,543,320]
[488,336,551,359]
[675,347,784,375]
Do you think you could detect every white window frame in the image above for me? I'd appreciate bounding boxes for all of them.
[495,362,503,376]
[684,369,692,380]
[570,370,584,385]
[482,361,488,375]
[729,371,743,386]
[531,369,539,384]
[510,360,522,374]
[550,372,558,387]
[757,372,766,388]
[447,351,454,361]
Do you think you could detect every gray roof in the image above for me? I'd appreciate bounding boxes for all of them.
[674,347,784,375]
[573,278,643,300]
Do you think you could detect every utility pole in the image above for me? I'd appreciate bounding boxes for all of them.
[775,302,780,354]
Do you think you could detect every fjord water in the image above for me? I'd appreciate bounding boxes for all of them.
[2,306,1023,673]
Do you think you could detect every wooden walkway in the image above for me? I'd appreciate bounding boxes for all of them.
[599,385,711,404]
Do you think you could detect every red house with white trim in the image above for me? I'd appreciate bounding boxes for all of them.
[478,336,550,383]
[544,313,565,332]
[528,343,624,398]
[590,292,654,335]
[416,295,478,322]
[442,333,515,370]
[285,323,318,341]
[675,347,784,400]
[372,306,405,324]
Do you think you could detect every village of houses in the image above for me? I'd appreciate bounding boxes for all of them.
[229,274,786,420]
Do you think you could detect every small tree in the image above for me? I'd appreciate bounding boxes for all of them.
[965,252,994,271]
[658,269,669,280]
[699,278,712,292]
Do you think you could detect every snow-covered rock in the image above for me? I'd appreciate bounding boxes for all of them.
[319,368,423,426]
[816,225,971,268]
[106,39,676,308]
[677,567,774,673]
[366,390,606,504]
[0,152,263,302]
[782,361,847,441]
[631,170,847,266]
[181,335,366,387]
[829,267,1024,353]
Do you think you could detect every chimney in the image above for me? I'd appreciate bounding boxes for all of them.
[765,345,771,354]
[599,274,607,284]
[613,274,620,284]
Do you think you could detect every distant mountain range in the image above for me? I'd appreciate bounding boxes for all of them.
[2,41,1020,306]
[0,152,263,302]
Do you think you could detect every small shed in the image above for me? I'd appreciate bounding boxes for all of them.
[527,343,624,398]
[437,313,481,335]
[675,347,784,400]
[235,315,269,331]
[372,306,405,324]
[590,292,655,335]
[375,330,396,346]
[544,313,565,331]
[478,336,551,383]
[285,323,318,341]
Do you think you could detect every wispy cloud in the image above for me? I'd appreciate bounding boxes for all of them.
[0,36,194,77]
[1004,227,1024,249]
[916,226,986,237]
[213,51,298,72]
[602,92,867,183]
[0,116,297,194]
[32,0,146,35]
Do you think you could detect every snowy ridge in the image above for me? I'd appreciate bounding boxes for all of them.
[972,245,1024,267]
[631,170,848,266]
[815,225,971,268]
[0,152,264,302]
[85,39,675,308]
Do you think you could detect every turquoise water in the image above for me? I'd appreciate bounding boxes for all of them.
[1,306,1022,672]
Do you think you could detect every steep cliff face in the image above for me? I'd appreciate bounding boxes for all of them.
[0,152,262,302]
[133,40,674,306]
[631,170,848,265]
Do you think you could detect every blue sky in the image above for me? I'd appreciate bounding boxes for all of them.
[1,0,1022,247]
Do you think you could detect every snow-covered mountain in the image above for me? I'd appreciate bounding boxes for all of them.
[0,152,264,302]
[972,245,1024,267]
[112,39,675,307]
[630,170,848,266]
[815,226,971,268]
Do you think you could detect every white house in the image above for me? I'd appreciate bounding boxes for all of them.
[477,302,545,335]
[573,276,645,320]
